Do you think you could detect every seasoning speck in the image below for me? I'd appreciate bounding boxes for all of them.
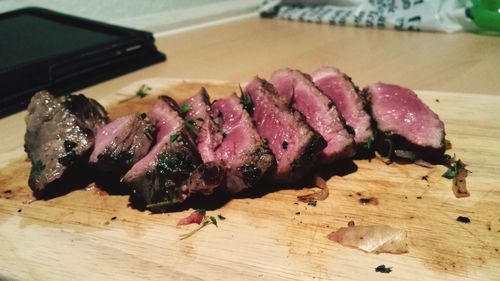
[375,264,392,273]
[457,216,471,223]
[295,212,301,215]
[416,196,422,199]
[17,209,22,213]
[111,216,117,221]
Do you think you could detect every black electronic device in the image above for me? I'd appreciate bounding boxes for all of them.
[0,7,166,117]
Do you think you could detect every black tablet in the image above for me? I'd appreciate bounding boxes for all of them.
[0,7,166,117]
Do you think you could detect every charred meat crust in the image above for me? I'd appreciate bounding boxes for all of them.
[361,87,445,162]
[24,91,108,197]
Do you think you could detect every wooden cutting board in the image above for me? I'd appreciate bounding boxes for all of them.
[1,79,499,281]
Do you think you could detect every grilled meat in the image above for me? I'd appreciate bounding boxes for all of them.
[244,77,326,182]
[312,67,374,145]
[24,91,108,197]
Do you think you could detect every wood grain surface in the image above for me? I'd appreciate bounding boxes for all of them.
[1,79,499,281]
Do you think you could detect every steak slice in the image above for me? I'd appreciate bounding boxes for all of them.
[270,68,355,163]
[244,77,326,182]
[363,82,445,161]
[211,93,275,193]
[89,113,155,175]
[122,96,221,210]
[24,91,109,197]
[183,88,224,164]
[312,66,374,145]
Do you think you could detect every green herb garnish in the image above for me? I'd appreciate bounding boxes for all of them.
[63,140,77,152]
[179,212,220,240]
[375,264,392,273]
[290,160,302,169]
[359,197,372,204]
[217,214,226,220]
[136,84,151,98]
[241,85,254,115]
[262,138,269,146]
[442,155,467,179]
[116,149,134,161]
[209,216,218,227]
[307,201,317,207]
[31,160,45,178]
[185,119,202,133]
[366,136,374,151]
[180,103,191,114]
[169,131,181,142]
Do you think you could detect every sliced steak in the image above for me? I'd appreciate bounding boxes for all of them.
[363,82,445,161]
[89,113,155,175]
[183,88,223,164]
[122,96,221,210]
[244,77,326,182]
[312,66,374,145]
[270,68,355,163]
[211,93,275,193]
[24,91,109,197]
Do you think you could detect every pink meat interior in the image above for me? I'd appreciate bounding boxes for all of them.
[313,67,373,144]
[89,115,132,163]
[367,82,444,149]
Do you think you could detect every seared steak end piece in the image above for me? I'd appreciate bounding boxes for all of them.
[245,77,326,182]
[211,94,275,193]
[270,68,355,163]
[24,91,108,197]
[363,82,445,161]
[312,66,374,145]
[90,113,155,176]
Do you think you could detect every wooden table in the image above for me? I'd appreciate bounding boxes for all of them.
[1,16,500,281]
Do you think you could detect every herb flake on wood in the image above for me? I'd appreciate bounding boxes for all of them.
[136,84,151,98]
[307,200,317,207]
[375,264,392,273]
[179,211,220,240]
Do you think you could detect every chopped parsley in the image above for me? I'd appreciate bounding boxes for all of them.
[262,138,269,146]
[290,160,302,169]
[366,136,374,151]
[240,84,254,115]
[169,131,181,142]
[179,212,220,240]
[359,197,373,204]
[116,149,134,161]
[63,140,77,152]
[456,216,471,223]
[307,201,317,207]
[136,84,151,98]
[442,158,466,179]
[185,119,202,133]
[375,264,392,273]
[31,160,45,178]
[156,151,195,184]
[179,103,191,114]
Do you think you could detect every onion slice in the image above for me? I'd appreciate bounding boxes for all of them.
[297,175,329,202]
[177,210,205,226]
[328,225,409,254]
